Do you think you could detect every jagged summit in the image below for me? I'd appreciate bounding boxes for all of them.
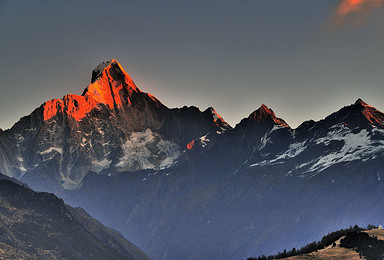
[354,98,368,107]
[82,59,140,109]
[89,59,136,87]
[9,60,231,188]
[86,59,139,95]
[91,60,114,83]
[344,98,384,128]
[300,98,384,132]
[208,107,225,124]
[43,60,150,121]
[355,99,384,128]
[232,104,291,146]
[206,107,232,131]
[248,104,290,128]
[248,104,274,122]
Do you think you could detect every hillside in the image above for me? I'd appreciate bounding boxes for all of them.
[250,227,384,260]
[0,179,150,259]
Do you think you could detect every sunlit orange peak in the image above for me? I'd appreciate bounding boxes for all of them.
[209,107,225,123]
[43,99,64,121]
[43,59,141,121]
[354,98,384,126]
[84,59,139,108]
[249,104,290,128]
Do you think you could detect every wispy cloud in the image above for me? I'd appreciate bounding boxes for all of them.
[336,0,384,16]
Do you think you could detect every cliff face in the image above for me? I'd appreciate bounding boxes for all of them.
[0,60,229,191]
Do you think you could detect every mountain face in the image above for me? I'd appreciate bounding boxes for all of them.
[0,178,150,260]
[1,60,384,259]
[0,59,230,191]
[242,99,384,178]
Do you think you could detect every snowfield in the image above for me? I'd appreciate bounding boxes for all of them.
[251,124,384,178]
[116,129,181,171]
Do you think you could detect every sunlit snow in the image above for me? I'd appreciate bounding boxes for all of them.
[251,124,384,177]
[199,134,210,148]
[307,126,384,175]
[91,158,112,172]
[39,147,63,154]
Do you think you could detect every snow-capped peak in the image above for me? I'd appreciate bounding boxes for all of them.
[43,60,144,121]
[91,60,114,83]
[205,107,232,133]
[208,107,224,123]
[89,59,137,88]
[82,59,141,108]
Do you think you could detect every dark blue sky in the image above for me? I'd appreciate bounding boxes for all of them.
[0,0,383,129]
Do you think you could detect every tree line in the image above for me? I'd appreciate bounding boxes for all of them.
[248,224,379,260]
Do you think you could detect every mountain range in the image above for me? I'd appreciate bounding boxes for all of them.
[0,59,383,259]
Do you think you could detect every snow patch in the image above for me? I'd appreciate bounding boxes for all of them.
[92,60,112,79]
[61,177,79,190]
[251,141,307,167]
[199,134,210,148]
[275,141,307,160]
[258,125,288,151]
[286,160,315,175]
[258,132,271,150]
[251,125,384,176]
[307,127,384,175]
[91,158,111,172]
[116,129,181,171]
[270,124,285,132]
[40,147,63,155]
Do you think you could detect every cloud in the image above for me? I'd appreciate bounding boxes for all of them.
[336,0,384,16]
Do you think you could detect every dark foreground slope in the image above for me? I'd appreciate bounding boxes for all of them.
[66,205,150,260]
[0,179,149,260]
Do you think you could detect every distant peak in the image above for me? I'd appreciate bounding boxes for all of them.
[249,104,276,121]
[248,104,290,128]
[350,99,384,128]
[351,98,378,112]
[259,104,274,114]
[207,107,223,121]
[204,107,232,132]
[354,98,368,107]
[91,59,123,83]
